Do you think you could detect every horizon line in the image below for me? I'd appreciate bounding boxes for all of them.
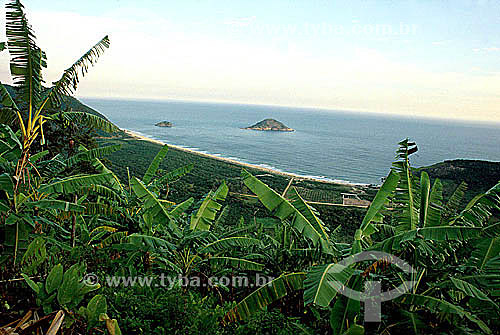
[77,94,500,127]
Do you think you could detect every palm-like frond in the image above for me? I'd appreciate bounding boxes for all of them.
[223,272,305,324]
[303,263,355,307]
[61,111,119,133]
[288,187,333,250]
[0,83,19,125]
[169,197,194,219]
[242,169,331,252]
[130,177,178,234]
[44,35,110,109]
[66,144,121,168]
[352,170,399,254]
[369,225,488,253]
[397,294,491,334]
[424,178,443,227]
[38,173,113,194]
[443,181,468,219]
[392,139,419,233]
[6,0,46,110]
[153,163,194,186]
[142,145,168,185]
[469,237,500,272]
[452,181,500,227]
[190,181,228,231]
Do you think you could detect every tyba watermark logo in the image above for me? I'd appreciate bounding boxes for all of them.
[327,251,416,322]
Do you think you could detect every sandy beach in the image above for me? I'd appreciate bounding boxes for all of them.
[122,129,360,186]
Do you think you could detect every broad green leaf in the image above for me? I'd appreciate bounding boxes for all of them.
[424,178,443,227]
[45,35,110,109]
[142,145,168,184]
[352,170,399,254]
[223,272,305,324]
[130,177,178,234]
[66,144,121,167]
[304,263,355,307]
[26,199,85,212]
[45,264,63,294]
[190,181,228,231]
[397,294,491,334]
[21,273,40,294]
[169,197,194,219]
[242,169,328,250]
[39,173,114,194]
[288,187,333,254]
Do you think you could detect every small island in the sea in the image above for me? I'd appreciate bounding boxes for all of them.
[155,121,173,127]
[243,118,294,132]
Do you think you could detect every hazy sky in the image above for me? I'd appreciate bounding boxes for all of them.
[1,0,499,122]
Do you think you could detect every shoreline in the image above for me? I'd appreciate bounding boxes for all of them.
[122,129,366,187]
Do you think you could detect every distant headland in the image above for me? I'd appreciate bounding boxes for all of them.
[243,118,294,132]
[155,121,173,127]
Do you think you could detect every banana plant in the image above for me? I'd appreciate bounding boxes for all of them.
[0,0,112,187]
[223,141,499,334]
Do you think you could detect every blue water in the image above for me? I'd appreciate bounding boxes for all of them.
[82,98,500,185]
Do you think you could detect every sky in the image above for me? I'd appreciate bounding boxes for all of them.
[1,0,500,122]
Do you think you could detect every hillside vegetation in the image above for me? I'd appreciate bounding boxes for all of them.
[1,2,499,335]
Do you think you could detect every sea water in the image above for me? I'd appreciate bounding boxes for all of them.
[82,98,500,185]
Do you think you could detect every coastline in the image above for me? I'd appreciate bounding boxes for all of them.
[122,129,362,186]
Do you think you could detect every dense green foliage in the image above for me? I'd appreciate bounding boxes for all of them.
[1,2,499,335]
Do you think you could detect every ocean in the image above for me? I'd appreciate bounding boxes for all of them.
[81,98,500,185]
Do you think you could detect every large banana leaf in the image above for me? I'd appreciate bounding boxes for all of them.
[242,169,330,251]
[6,0,46,109]
[169,197,194,219]
[0,123,22,161]
[39,173,114,194]
[329,278,362,335]
[45,35,110,109]
[154,163,194,186]
[443,181,467,219]
[288,187,333,253]
[303,263,355,307]
[446,278,498,307]
[352,170,399,254]
[90,157,125,196]
[392,140,419,233]
[469,237,500,272]
[453,181,500,227]
[397,294,491,334]
[423,178,443,227]
[130,177,178,234]
[198,236,261,253]
[66,144,121,168]
[0,83,18,125]
[208,256,264,271]
[190,181,228,231]
[223,272,305,324]
[142,145,168,185]
[61,112,119,134]
[25,199,85,213]
[370,226,484,253]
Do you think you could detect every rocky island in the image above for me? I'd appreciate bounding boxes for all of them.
[243,118,294,132]
[155,121,173,127]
